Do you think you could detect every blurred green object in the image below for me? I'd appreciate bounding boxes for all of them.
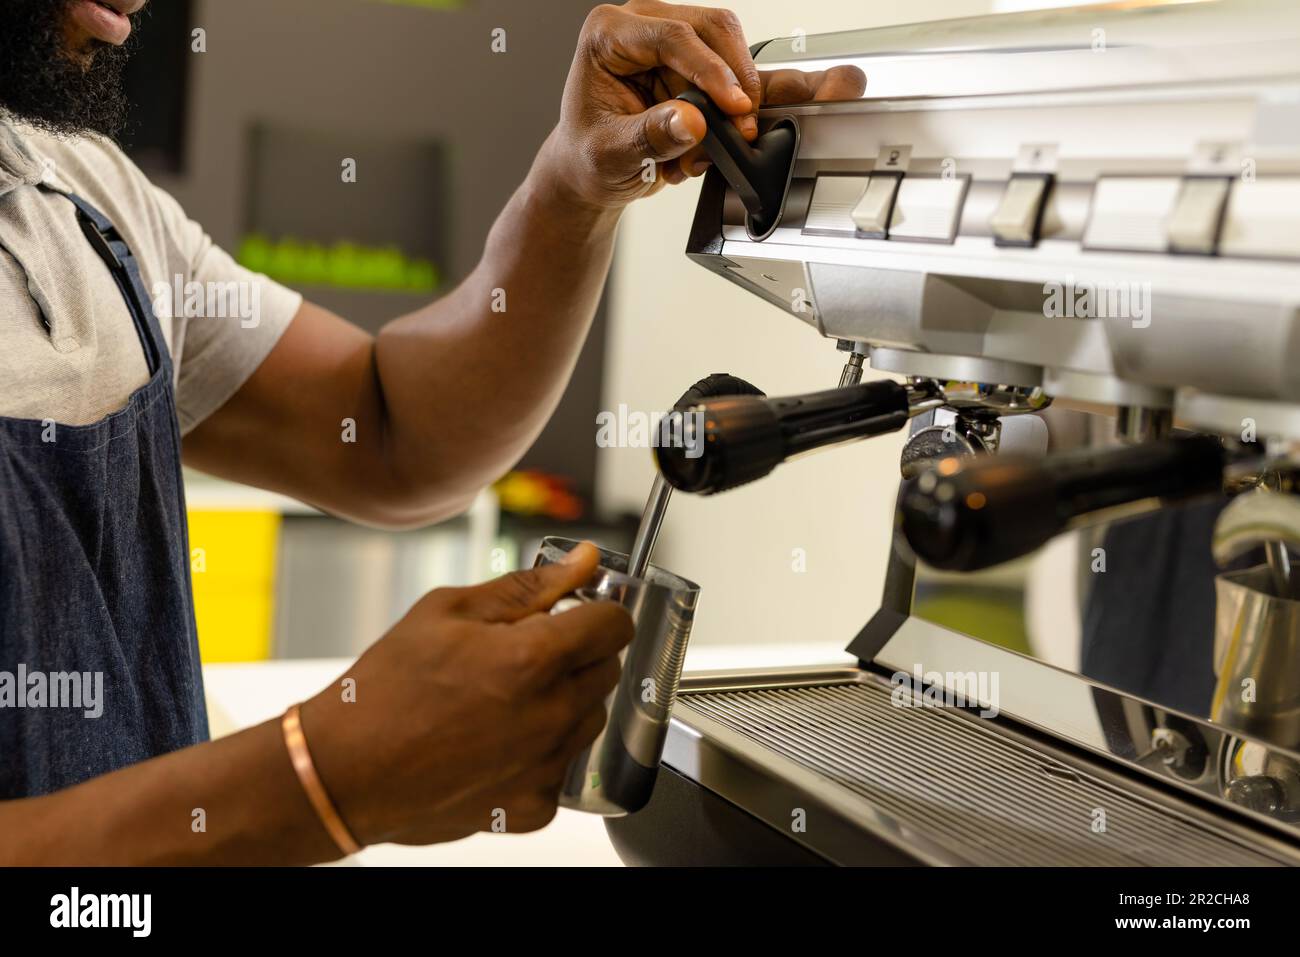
[913,587,1033,657]
[238,234,441,293]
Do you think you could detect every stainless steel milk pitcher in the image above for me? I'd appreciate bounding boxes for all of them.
[535,536,700,816]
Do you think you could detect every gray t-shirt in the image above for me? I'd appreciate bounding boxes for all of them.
[0,120,300,433]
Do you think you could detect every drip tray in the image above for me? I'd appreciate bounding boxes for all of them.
[670,679,1295,866]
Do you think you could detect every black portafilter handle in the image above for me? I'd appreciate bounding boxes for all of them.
[656,380,911,495]
[897,434,1228,572]
[676,89,799,242]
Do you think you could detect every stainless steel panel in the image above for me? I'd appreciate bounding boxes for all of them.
[753,0,1300,101]
[672,674,1300,866]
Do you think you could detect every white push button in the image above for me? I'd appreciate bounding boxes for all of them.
[888,177,969,243]
[991,176,1051,246]
[803,175,870,235]
[1083,177,1183,252]
[851,173,903,237]
[1167,178,1230,255]
[1219,177,1300,259]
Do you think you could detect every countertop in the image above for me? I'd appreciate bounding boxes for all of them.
[203,641,853,866]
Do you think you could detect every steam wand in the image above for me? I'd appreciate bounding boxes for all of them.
[627,374,766,580]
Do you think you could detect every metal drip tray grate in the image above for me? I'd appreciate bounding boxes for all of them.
[680,681,1287,866]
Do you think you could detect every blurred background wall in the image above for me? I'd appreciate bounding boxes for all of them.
[118,0,1033,662]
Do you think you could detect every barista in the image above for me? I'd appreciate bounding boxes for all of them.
[0,0,865,863]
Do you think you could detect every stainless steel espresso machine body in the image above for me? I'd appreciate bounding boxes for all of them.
[605,0,1300,866]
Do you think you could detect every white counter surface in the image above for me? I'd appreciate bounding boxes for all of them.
[203,641,853,866]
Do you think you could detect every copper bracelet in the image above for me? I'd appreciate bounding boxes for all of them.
[281,703,362,857]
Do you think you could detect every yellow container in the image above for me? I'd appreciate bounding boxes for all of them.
[186,510,282,662]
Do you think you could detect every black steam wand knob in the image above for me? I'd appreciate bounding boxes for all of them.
[656,380,918,495]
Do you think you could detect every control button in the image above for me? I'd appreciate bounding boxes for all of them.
[803,175,870,236]
[1082,176,1183,252]
[888,176,969,244]
[851,172,903,238]
[991,174,1052,247]
[1167,177,1231,255]
[1219,177,1300,260]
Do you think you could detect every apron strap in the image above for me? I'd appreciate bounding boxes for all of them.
[60,191,169,378]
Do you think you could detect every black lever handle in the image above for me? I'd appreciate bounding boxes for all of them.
[897,435,1228,572]
[657,381,910,495]
[676,89,799,242]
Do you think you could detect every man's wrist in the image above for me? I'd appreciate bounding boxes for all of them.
[298,691,378,849]
[526,130,624,242]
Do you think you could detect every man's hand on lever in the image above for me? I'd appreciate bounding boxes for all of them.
[549,1,868,205]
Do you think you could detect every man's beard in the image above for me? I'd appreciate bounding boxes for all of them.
[0,0,139,137]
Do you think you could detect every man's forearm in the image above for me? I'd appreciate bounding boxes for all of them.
[184,1,787,527]
[0,718,340,865]
[180,137,622,529]
[373,130,623,506]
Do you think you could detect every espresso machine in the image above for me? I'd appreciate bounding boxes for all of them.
[604,0,1300,866]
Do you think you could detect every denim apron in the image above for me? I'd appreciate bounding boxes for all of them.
[0,189,208,798]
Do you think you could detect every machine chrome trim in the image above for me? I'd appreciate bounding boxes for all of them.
[757,80,1300,122]
[752,0,1300,101]
[1179,390,1300,442]
[870,347,1044,389]
[872,613,1300,839]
